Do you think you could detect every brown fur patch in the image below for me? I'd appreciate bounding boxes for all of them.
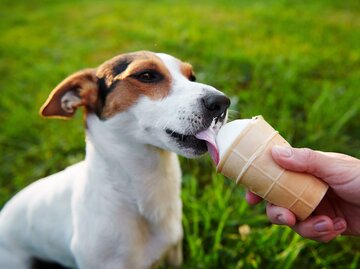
[180,62,195,80]
[40,69,98,119]
[99,52,172,119]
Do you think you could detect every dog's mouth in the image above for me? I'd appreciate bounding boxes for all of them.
[165,129,208,154]
[165,129,200,143]
[165,113,226,163]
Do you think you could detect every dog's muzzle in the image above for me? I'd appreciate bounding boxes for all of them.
[166,94,230,157]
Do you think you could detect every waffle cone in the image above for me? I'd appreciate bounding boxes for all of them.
[217,116,328,221]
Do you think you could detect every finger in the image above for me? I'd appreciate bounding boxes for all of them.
[291,216,347,242]
[245,191,263,205]
[271,146,349,182]
[311,231,340,243]
[266,203,296,226]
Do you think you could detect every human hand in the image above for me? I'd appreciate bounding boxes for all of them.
[246,146,360,242]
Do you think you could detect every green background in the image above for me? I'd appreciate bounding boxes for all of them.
[1,0,359,268]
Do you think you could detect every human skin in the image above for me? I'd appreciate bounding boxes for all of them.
[246,146,360,242]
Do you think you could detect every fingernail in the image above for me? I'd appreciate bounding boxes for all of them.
[334,219,345,231]
[314,220,329,232]
[273,146,292,158]
[277,214,286,224]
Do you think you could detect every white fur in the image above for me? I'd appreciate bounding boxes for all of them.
[0,52,226,269]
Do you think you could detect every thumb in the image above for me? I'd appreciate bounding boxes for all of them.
[271,146,352,184]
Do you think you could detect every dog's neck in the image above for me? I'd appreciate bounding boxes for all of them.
[83,114,182,224]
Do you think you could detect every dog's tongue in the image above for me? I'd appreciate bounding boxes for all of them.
[195,128,219,165]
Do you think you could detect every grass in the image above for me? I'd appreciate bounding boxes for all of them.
[1,0,360,268]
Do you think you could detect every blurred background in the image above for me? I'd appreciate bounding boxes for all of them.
[1,0,359,268]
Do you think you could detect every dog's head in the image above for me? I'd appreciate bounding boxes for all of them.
[40,51,230,158]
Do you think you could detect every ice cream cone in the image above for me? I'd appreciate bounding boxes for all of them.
[216,116,328,221]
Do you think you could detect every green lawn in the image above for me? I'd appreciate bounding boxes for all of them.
[1,0,360,268]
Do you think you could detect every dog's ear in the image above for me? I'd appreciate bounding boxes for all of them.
[40,69,100,119]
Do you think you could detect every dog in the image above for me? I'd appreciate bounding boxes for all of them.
[0,51,230,269]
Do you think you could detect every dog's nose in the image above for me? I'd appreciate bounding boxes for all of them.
[202,94,231,117]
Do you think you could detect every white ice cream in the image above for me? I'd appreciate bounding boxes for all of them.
[216,119,252,161]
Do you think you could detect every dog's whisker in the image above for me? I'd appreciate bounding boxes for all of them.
[228,108,239,113]
[160,119,172,131]
[154,118,165,129]
[228,109,240,116]
[227,109,241,121]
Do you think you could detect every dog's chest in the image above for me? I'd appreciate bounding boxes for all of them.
[132,151,183,230]
[82,147,183,259]
[124,151,183,260]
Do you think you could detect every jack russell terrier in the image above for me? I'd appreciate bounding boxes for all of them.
[0,51,230,269]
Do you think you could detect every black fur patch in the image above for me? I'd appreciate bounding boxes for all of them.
[111,60,130,77]
[98,60,131,105]
[31,259,69,269]
[98,76,109,105]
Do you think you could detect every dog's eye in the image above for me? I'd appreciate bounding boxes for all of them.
[132,70,163,83]
[189,74,196,82]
